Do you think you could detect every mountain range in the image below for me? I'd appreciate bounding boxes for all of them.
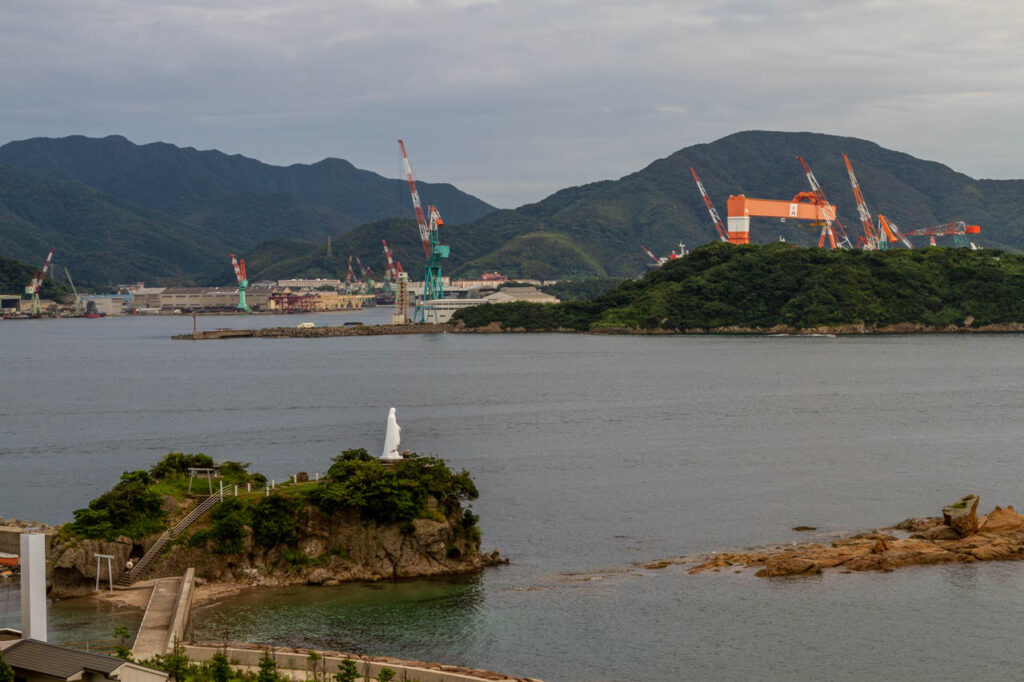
[0,135,495,285]
[244,130,1024,281]
[0,131,1020,285]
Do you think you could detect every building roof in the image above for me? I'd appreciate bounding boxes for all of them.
[1,638,125,678]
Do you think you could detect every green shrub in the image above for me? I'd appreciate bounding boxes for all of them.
[308,455,477,524]
[250,495,302,548]
[70,470,165,540]
[151,452,215,479]
[209,498,247,555]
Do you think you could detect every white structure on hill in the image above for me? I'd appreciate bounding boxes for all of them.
[381,408,403,461]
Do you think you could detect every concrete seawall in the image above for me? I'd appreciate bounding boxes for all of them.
[174,324,452,340]
[183,643,540,682]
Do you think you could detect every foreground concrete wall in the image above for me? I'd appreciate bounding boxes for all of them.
[164,568,195,654]
[183,644,540,682]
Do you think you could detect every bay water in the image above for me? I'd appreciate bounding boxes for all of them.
[1,313,1023,680]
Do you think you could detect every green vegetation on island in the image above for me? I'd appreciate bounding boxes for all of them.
[69,451,479,545]
[452,242,1024,332]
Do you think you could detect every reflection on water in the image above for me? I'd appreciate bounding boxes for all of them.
[193,576,485,660]
[0,583,142,644]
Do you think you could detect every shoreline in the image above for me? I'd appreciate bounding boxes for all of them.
[173,320,1024,340]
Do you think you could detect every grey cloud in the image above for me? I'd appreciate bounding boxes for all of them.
[1,0,1022,207]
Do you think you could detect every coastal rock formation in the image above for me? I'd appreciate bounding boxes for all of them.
[943,494,979,536]
[49,536,135,597]
[644,497,1024,579]
[148,507,504,589]
[47,505,503,598]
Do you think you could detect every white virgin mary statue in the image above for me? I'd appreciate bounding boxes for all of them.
[381,407,403,461]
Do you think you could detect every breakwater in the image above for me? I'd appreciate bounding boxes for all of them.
[174,323,453,340]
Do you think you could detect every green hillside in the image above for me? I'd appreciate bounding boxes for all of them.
[0,135,496,244]
[452,242,1024,332]
[0,165,230,285]
[246,131,1018,282]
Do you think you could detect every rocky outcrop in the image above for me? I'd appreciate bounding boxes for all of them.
[49,536,135,597]
[943,494,979,536]
[644,497,1024,579]
[47,505,505,596]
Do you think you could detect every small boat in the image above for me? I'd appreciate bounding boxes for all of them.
[83,312,106,318]
[0,552,18,568]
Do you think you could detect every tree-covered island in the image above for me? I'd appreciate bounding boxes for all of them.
[47,451,501,597]
[452,242,1024,333]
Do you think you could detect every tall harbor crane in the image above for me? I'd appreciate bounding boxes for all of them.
[398,140,449,313]
[842,154,882,249]
[797,156,853,249]
[381,240,397,281]
[25,247,54,315]
[64,267,82,315]
[346,255,359,291]
[230,254,251,312]
[690,167,729,242]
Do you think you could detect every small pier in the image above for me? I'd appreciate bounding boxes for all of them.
[131,569,195,660]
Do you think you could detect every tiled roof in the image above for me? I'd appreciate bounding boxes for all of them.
[2,639,124,678]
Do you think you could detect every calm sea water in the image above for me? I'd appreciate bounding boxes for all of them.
[2,313,1023,680]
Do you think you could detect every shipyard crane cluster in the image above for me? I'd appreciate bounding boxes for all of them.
[689,156,981,250]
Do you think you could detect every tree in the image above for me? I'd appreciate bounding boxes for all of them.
[377,668,396,682]
[257,650,280,682]
[334,658,358,682]
[113,625,134,659]
[210,651,231,682]
[0,650,14,682]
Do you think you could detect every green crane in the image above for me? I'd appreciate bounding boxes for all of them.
[399,140,449,321]
[230,254,251,312]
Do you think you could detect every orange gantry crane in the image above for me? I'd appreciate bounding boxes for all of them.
[723,158,850,248]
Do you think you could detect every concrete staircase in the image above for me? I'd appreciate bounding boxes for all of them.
[117,494,221,587]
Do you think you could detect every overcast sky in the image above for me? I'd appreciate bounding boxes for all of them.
[1,0,1022,208]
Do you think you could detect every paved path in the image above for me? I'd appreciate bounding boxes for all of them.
[131,577,182,660]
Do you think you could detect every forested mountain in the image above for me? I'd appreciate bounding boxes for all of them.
[0,165,230,285]
[251,131,1023,281]
[0,135,495,284]
[2,131,1019,284]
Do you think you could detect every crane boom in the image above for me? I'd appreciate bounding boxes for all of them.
[641,245,661,265]
[26,247,54,295]
[796,157,853,249]
[877,215,915,249]
[689,167,729,242]
[842,154,880,249]
[381,239,396,280]
[398,140,430,257]
[229,253,251,312]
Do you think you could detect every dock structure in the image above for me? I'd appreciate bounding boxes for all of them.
[131,569,195,660]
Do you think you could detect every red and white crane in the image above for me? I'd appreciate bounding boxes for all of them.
[229,253,251,312]
[842,154,882,250]
[900,221,980,247]
[346,255,359,288]
[641,245,662,266]
[398,139,431,258]
[690,167,729,242]
[381,239,397,280]
[797,156,853,250]
[25,247,54,315]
